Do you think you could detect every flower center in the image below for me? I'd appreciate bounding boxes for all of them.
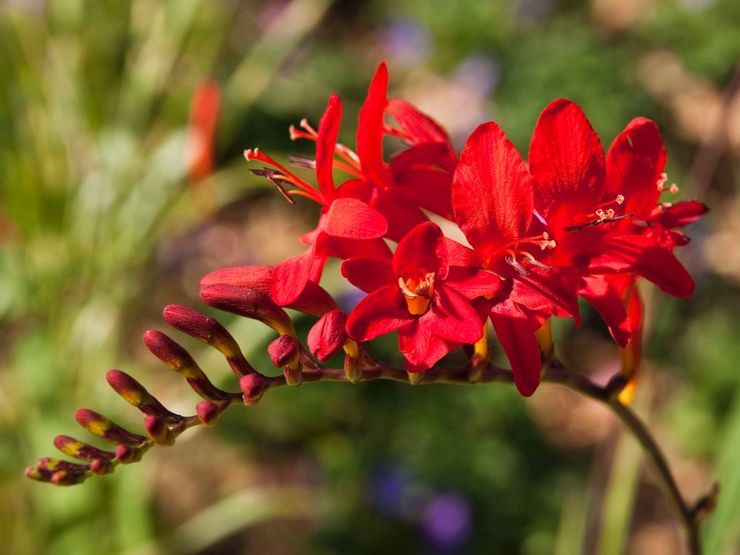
[398,272,435,315]
[564,195,631,232]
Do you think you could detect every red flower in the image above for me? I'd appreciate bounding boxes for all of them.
[528,100,705,344]
[452,121,580,395]
[187,80,220,182]
[344,222,500,371]
[244,62,458,306]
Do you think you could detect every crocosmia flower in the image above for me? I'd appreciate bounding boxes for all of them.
[343,221,500,371]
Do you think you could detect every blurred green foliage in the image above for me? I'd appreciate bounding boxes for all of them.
[1,0,738,554]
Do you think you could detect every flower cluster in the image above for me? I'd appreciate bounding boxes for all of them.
[26,62,706,486]
[241,62,705,396]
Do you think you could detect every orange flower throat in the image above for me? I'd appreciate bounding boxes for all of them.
[398,272,435,315]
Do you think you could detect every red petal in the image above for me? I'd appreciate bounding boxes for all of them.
[529,99,605,222]
[590,235,695,298]
[324,198,388,239]
[387,98,457,171]
[452,122,533,254]
[426,286,484,344]
[346,285,413,342]
[291,281,337,317]
[200,265,273,294]
[445,238,482,267]
[341,257,394,293]
[187,80,220,181]
[392,166,453,219]
[393,221,449,279]
[650,200,708,228]
[445,266,504,299]
[490,310,542,397]
[375,189,428,242]
[605,117,665,219]
[398,320,453,369]
[316,94,342,202]
[307,309,348,361]
[514,267,581,322]
[579,276,630,347]
[272,249,326,306]
[357,62,392,188]
[315,233,391,260]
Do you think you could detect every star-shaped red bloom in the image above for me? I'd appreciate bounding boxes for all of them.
[343,222,500,371]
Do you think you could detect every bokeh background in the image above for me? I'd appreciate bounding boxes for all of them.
[1,0,739,553]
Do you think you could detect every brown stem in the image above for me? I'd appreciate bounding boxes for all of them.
[542,361,704,555]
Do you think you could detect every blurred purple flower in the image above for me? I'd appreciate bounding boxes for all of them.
[422,492,472,552]
[380,20,431,66]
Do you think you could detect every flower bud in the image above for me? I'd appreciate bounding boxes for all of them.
[143,331,228,400]
[26,458,89,485]
[267,335,302,386]
[196,400,229,426]
[53,435,115,461]
[308,309,348,361]
[162,304,244,359]
[106,370,182,423]
[75,409,146,446]
[240,373,267,406]
[199,284,295,336]
[144,415,175,445]
[90,458,114,475]
[268,335,300,368]
[115,445,143,464]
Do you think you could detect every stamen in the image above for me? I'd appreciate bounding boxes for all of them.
[300,118,318,137]
[244,148,324,205]
[288,156,317,170]
[657,172,668,192]
[520,252,552,271]
[398,273,436,315]
[398,277,417,299]
[616,194,625,205]
[669,183,679,194]
[505,254,529,276]
[250,168,297,205]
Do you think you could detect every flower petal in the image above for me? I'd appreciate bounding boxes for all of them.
[650,200,708,228]
[398,320,453,370]
[392,166,453,219]
[341,257,394,293]
[324,198,388,239]
[346,285,413,342]
[316,94,342,202]
[529,99,605,222]
[579,276,630,347]
[272,248,326,306]
[490,310,542,397]
[357,61,392,188]
[393,221,449,279]
[605,117,665,219]
[308,309,348,361]
[590,235,695,298]
[200,265,273,294]
[452,122,533,254]
[375,189,429,242]
[426,286,484,344]
[445,266,504,299]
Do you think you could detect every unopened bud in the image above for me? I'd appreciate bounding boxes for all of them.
[115,445,143,464]
[106,370,182,423]
[90,458,114,475]
[163,305,244,360]
[144,415,175,446]
[75,409,146,446]
[240,373,267,406]
[143,331,228,400]
[308,309,348,361]
[196,400,229,426]
[53,435,115,461]
[199,284,295,336]
[268,335,300,368]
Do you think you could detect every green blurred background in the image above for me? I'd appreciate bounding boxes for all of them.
[1,0,738,553]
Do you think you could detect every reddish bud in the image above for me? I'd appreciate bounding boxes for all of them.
[187,80,220,181]
[115,445,143,464]
[53,435,115,461]
[144,415,175,446]
[240,373,267,406]
[268,335,300,368]
[163,305,244,359]
[90,458,114,475]
[200,265,273,294]
[106,370,182,423]
[308,309,348,361]
[75,409,146,446]
[199,284,295,336]
[142,331,228,400]
[196,400,229,426]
